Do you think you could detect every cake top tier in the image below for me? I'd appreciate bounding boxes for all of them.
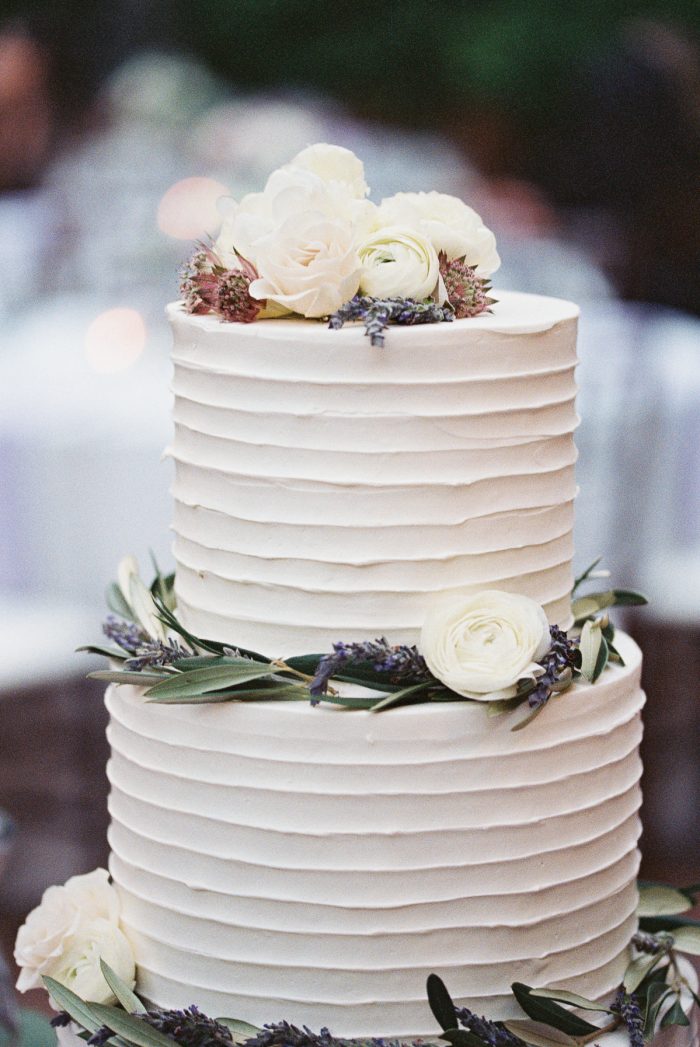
[179,142,508,340]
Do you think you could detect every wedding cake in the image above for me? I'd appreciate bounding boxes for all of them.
[15,145,658,1045]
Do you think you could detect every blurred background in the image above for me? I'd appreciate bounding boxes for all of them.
[0,0,699,1037]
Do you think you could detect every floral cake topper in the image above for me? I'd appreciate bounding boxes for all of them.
[180,143,500,343]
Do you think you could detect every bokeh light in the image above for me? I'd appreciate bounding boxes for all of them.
[84,308,147,373]
[156,176,230,240]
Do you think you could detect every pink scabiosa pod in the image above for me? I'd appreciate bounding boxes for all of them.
[179,245,221,315]
[216,254,265,323]
[439,253,495,319]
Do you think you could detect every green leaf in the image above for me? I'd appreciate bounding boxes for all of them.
[427,973,457,1033]
[283,653,324,675]
[316,692,378,709]
[77,644,129,660]
[579,620,608,682]
[639,915,700,933]
[216,1018,262,1041]
[643,982,673,1040]
[143,662,277,700]
[511,701,549,732]
[147,684,309,704]
[100,960,145,1014]
[510,984,600,1036]
[503,1020,577,1047]
[152,598,226,656]
[88,670,171,686]
[439,1028,485,1047]
[573,556,604,594]
[669,925,700,955]
[529,988,613,1013]
[572,591,616,623]
[487,695,526,717]
[89,1004,178,1046]
[42,977,102,1033]
[106,581,135,621]
[624,952,663,993]
[370,682,432,712]
[612,589,649,607]
[638,885,693,917]
[660,998,690,1029]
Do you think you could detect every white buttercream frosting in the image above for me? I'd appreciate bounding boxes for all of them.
[167,291,579,656]
[106,634,644,1038]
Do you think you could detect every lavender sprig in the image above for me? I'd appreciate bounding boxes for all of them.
[310,638,431,700]
[102,615,148,654]
[125,637,192,671]
[329,295,454,346]
[611,990,644,1047]
[455,1007,526,1047]
[88,1005,235,1045]
[527,625,580,709]
[243,1022,420,1047]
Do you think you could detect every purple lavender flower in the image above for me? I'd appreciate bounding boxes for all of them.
[102,615,148,654]
[527,626,579,709]
[310,638,431,700]
[329,295,453,346]
[243,1022,420,1047]
[455,1007,527,1047]
[125,637,191,671]
[611,990,644,1047]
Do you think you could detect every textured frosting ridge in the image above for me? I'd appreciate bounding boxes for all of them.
[166,291,580,656]
[107,634,644,1038]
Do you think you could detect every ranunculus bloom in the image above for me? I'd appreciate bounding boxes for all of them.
[420,590,551,700]
[14,868,135,1003]
[248,211,362,318]
[378,191,500,275]
[358,225,440,300]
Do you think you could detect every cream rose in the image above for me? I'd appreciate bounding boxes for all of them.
[14,868,135,1002]
[358,225,440,300]
[248,211,362,318]
[378,191,500,275]
[290,143,369,199]
[420,590,551,700]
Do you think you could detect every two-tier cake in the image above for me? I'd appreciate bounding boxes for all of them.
[15,144,666,1046]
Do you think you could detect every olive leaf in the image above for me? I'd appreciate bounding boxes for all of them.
[106,581,135,622]
[217,1017,262,1042]
[529,988,613,1013]
[88,1004,177,1047]
[624,952,664,993]
[503,1020,577,1047]
[370,682,433,712]
[99,959,145,1014]
[427,973,458,1032]
[510,984,600,1036]
[669,925,700,955]
[660,998,690,1029]
[42,976,102,1034]
[143,661,278,700]
[579,620,609,682]
[643,982,673,1040]
[637,884,693,917]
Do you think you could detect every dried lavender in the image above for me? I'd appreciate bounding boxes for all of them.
[242,1022,418,1047]
[103,615,148,654]
[329,295,454,346]
[455,1007,526,1047]
[88,1005,235,1045]
[611,990,644,1047]
[125,636,192,671]
[440,255,494,319]
[310,638,431,699]
[527,626,580,709]
[632,930,666,954]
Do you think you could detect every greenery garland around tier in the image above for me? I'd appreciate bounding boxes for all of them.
[44,883,700,1047]
[80,556,646,731]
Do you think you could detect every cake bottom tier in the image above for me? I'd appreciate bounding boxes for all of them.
[105,633,645,1039]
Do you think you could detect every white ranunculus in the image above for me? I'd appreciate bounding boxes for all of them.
[378,191,501,275]
[248,211,362,318]
[290,143,369,199]
[358,225,440,300]
[420,590,551,700]
[14,868,135,1002]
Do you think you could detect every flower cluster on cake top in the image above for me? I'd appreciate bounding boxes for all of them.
[180,143,500,343]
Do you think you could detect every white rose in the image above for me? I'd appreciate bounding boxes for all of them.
[358,225,440,300]
[49,918,135,1004]
[215,164,375,270]
[420,590,551,700]
[248,211,362,318]
[14,868,135,1002]
[378,191,500,275]
[290,143,369,199]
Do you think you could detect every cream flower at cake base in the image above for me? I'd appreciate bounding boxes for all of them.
[14,868,135,1003]
[358,225,441,300]
[420,590,551,700]
[248,211,362,318]
[378,190,501,275]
